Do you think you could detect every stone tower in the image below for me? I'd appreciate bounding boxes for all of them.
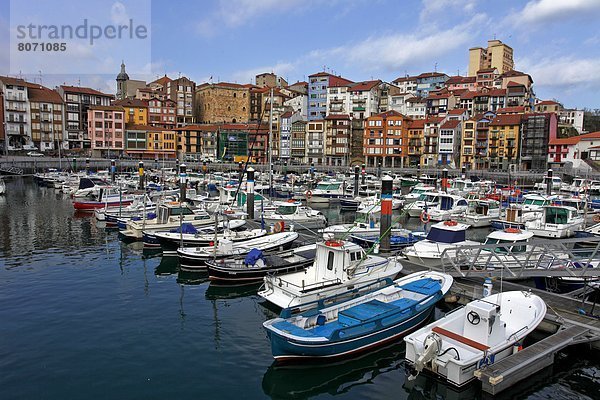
[116,61,130,100]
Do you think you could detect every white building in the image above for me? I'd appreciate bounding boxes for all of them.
[326,83,351,116]
[558,109,585,134]
[438,119,462,166]
[1,76,32,151]
[284,93,308,120]
[548,131,600,170]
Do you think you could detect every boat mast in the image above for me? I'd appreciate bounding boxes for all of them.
[268,87,274,197]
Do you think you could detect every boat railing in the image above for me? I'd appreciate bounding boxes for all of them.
[437,236,600,279]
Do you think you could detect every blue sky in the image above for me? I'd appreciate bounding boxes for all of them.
[1,0,600,109]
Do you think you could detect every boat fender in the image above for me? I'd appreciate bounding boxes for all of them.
[467,311,481,325]
[594,214,600,223]
[273,221,285,233]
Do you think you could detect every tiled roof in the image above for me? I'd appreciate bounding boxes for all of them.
[489,114,522,126]
[447,108,468,115]
[60,85,113,97]
[392,75,417,83]
[0,75,30,86]
[441,120,461,129]
[425,116,445,124]
[325,114,350,120]
[506,80,525,87]
[175,124,220,131]
[126,124,164,131]
[349,80,380,91]
[477,67,498,74]
[28,85,62,103]
[549,137,580,145]
[406,96,424,103]
[416,72,448,79]
[280,111,294,118]
[408,119,426,129]
[329,75,354,87]
[151,75,172,86]
[114,98,148,107]
[374,110,405,119]
[537,100,561,106]
[460,91,477,99]
[487,88,507,96]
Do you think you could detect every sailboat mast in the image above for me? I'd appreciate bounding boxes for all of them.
[268,87,274,195]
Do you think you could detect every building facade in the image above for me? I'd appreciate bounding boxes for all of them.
[195,82,250,124]
[363,111,410,167]
[468,39,514,77]
[521,113,558,170]
[308,72,353,121]
[28,85,64,152]
[324,114,351,166]
[88,105,125,157]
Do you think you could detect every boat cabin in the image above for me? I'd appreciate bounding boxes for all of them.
[426,221,469,243]
[314,240,365,283]
[484,228,533,253]
[466,200,499,216]
[314,182,344,192]
[541,206,578,225]
[156,202,210,224]
[438,194,468,211]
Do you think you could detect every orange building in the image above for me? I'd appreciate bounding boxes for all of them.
[363,110,411,167]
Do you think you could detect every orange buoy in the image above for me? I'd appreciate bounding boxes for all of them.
[420,211,431,224]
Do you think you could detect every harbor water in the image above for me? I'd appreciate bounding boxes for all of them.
[1,177,599,400]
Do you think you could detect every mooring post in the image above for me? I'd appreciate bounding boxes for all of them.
[85,157,90,175]
[110,159,116,183]
[546,168,553,196]
[72,157,77,173]
[442,168,448,193]
[247,167,255,220]
[361,163,366,185]
[380,174,393,254]
[179,163,187,201]
[138,161,144,190]
[354,165,360,197]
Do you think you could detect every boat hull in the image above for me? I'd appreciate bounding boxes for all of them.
[206,259,313,283]
[268,307,433,361]
[73,200,133,210]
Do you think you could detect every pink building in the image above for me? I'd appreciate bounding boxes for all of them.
[88,105,125,157]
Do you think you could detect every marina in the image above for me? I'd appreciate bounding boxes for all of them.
[2,169,600,399]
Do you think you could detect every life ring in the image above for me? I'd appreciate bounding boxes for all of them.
[593,214,600,223]
[325,240,343,247]
[223,209,235,215]
[420,211,431,224]
[305,190,313,199]
[273,221,285,233]
[505,227,522,233]
[444,220,458,226]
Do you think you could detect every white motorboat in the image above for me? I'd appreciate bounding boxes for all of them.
[405,291,546,387]
[405,192,440,218]
[119,202,214,240]
[533,175,562,193]
[457,199,500,228]
[258,239,403,309]
[403,185,436,204]
[149,220,250,251]
[525,205,584,238]
[177,231,299,270]
[262,201,327,230]
[427,194,468,221]
[403,221,479,267]
[521,193,559,213]
[305,181,351,204]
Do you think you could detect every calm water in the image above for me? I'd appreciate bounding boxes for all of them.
[0,178,598,400]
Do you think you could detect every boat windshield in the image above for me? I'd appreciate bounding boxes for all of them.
[454,181,466,190]
[170,207,194,216]
[276,205,297,215]
[484,238,527,253]
[545,207,569,224]
[523,198,545,206]
[426,227,465,243]
[316,183,341,191]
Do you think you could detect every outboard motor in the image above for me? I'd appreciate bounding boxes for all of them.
[408,333,441,381]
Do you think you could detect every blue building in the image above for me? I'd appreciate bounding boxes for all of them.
[415,72,449,98]
[308,72,353,121]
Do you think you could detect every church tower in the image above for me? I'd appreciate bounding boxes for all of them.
[116,61,130,100]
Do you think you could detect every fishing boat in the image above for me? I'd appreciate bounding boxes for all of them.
[258,239,403,309]
[206,244,317,283]
[427,194,468,222]
[263,271,453,361]
[73,186,136,210]
[490,204,536,230]
[457,199,500,228]
[525,205,584,238]
[402,221,479,267]
[149,220,251,251]
[405,290,546,387]
[262,200,327,230]
[177,231,299,271]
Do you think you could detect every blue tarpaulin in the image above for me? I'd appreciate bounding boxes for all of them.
[244,248,264,265]
[169,223,199,234]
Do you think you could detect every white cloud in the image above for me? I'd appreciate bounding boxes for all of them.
[110,2,130,25]
[419,0,478,22]
[519,56,600,88]
[508,0,600,26]
[310,13,487,73]
[230,62,297,84]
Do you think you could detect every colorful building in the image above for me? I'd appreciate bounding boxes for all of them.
[468,39,514,77]
[114,98,148,125]
[87,105,125,157]
[324,114,351,166]
[363,111,410,168]
[488,114,522,169]
[308,72,353,121]
[28,85,64,152]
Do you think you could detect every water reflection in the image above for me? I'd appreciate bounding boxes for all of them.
[262,342,406,399]
[155,255,179,276]
[205,282,262,300]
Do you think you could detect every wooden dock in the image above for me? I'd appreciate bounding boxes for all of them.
[401,262,600,395]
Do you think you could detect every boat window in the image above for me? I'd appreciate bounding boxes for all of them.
[457,200,468,206]
[171,207,194,216]
[440,196,453,210]
[350,252,356,261]
[426,227,465,243]
[276,205,296,215]
[545,207,568,224]
[327,251,335,270]
[533,200,545,206]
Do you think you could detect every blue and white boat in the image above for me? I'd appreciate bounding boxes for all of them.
[263,271,453,361]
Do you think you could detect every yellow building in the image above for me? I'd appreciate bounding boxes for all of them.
[488,114,523,169]
[468,39,514,77]
[146,126,177,158]
[114,98,148,125]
